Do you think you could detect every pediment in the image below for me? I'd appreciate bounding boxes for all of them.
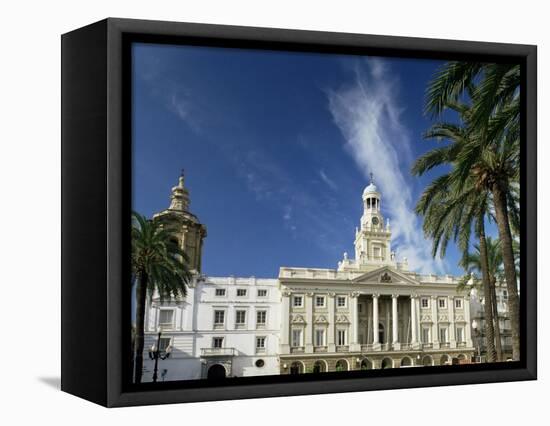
[291,314,306,324]
[351,266,420,286]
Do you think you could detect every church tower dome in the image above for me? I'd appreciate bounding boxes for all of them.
[153,171,207,274]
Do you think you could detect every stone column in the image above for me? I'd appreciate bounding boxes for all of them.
[392,294,399,349]
[464,296,473,347]
[448,295,456,348]
[350,293,360,351]
[305,293,313,353]
[327,292,336,352]
[372,294,380,349]
[431,296,439,349]
[281,291,291,354]
[411,295,418,346]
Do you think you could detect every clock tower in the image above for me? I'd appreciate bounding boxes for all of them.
[352,174,393,268]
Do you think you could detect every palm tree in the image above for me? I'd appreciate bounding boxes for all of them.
[131,211,192,383]
[413,101,497,362]
[462,237,505,361]
[424,62,521,360]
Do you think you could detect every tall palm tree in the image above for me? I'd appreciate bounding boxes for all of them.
[424,62,521,360]
[462,237,505,361]
[131,211,192,383]
[413,101,497,362]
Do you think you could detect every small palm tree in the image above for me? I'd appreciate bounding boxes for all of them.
[131,211,192,383]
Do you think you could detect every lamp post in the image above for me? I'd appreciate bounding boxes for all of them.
[472,320,482,362]
[148,329,172,383]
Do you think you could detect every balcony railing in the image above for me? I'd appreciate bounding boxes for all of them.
[314,346,328,353]
[380,343,390,351]
[400,343,412,350]
[336,345,349,352]
[361,344,374,351]
[290,346,305,354]
[440,342,450,349]
[422,343,433,349]
[200,347,236,357]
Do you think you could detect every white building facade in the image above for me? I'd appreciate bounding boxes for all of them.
[142,175,474,381]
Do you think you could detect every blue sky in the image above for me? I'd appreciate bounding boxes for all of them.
[132,43,493,278]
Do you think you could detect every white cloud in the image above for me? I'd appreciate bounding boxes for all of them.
[327,58,447,274]
[319,169,338,191]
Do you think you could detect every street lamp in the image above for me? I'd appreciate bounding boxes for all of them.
[472,320,482,362]
[148,328,172,383]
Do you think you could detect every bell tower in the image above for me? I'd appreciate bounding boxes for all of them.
[153,171,207,274]
[353,174,392,267]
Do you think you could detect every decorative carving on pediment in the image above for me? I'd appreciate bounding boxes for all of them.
[336,314,350,324]
[455,315,465,322]
[314,315,328,324]
[291,314,306,324]
[438,314,449,323]
[380,272,392,283]
[420,315,432,322]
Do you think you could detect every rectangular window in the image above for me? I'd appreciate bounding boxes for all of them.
[455,298,463,309]
[257,289,267,297]
[212,337,224,348]
[158,309,174,328]
[256,336,266,349]
[158,337,171,351]
[214,310,225,325]
[337,329,347,346]
[236,289,247,297]
[235,310,246,325]
[337,296,347,307]
[293,296,303,307]
[315,296,326,307]
[256,310,267,326]
[439,327,448,343]
[291,329,302,347]
[456,326,464,342]
[421,298,429,308]
[422,327,430,343]
[215,288,226,297]
[315,329,325,346]
[438,298,447,309]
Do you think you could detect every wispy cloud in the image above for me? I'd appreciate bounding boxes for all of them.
[319,169,338,191]
[167,90,203,133]
[327,58,446,274]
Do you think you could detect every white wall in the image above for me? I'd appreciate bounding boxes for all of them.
[2,1,546,425]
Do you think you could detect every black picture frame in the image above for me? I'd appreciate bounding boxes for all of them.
[61,17,537,407]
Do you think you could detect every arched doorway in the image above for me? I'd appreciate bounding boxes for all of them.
[440,354,451,366]
[400,357,413,367]
[360,358,372,370]
[313,360,327,373]
[207,364,226,380]
[290,361,304,375]
[379,323,385,343]
[457,354,467,363]
[335,359,349,372]
[422,355,434,366]
[381,357,393,369]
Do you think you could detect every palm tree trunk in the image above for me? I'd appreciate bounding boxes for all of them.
[478,220,497,362]
[491,181,520,360]
[134,271,148,384]
[490,276,503,361]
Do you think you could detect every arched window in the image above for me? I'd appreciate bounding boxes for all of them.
[290,361,304,375]
[335,359,349,372]
[313,360,327,373]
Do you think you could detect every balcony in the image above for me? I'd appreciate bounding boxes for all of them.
[290,346,305,354]
[440,342,450,349]
[336,345,349,352]
[314,346,328,353]
[361,344,374,351]
[422,343,433,349]
[200,347,236,357]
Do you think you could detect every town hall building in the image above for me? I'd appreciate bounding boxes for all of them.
[142,174,475,381]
